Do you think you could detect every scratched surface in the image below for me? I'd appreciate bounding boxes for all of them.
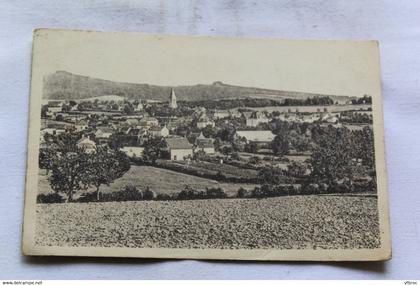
[1,0,420,280]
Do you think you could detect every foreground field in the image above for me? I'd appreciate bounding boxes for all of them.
[35,196,380,250]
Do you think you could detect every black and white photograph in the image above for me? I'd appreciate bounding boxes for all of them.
[22,29,390,261]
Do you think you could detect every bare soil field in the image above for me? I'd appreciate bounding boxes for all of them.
[35,195,380,250]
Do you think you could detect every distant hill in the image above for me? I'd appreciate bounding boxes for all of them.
[43,71,353,103]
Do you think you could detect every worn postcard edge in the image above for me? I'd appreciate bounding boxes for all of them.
[21,29,391,261]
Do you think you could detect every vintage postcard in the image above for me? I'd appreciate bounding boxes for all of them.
[22,29,391,261]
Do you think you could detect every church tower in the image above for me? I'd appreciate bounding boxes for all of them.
[169,88,177,109]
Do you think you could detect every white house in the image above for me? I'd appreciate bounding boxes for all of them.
[75,120,89,132]
[165,137,193,161]
[95,127,114,143]
[121,146,144,158]
[139,117,159,127]
[40,128,66,137]
[195,132,215,154]
[76,137,96,153]
[246,112,269,127]
[149,125,169,137]
[196,115,215,129]
[213,110,230,119]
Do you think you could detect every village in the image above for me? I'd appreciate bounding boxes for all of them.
[40,89,372,160]
[38,87,374,202]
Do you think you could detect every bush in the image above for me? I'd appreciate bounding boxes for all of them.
[37,192,64,204]
[100,185,143,202]
[205,187,227,199]
[76,192,98,203]
[156,193,172,200]
[177,187,205,200]
[237,187,250,198]
[143,187,157,200]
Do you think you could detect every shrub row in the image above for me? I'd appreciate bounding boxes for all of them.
[37,179,377,204]
[37,186,228,203]
[237,179,377,199]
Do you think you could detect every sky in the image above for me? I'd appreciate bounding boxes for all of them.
[32,29,381,98]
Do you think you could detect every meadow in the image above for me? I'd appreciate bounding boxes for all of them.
[38,165,256,197]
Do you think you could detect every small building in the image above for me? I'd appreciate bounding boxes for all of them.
[246,111,269,127]
[213,110,230,119]
[40,128,66,137]
[165,137,193,161]
[75,119,89,132]
[95,127,114,144]
[139,117,159,127]
[236,130,275,144]
[46,101,64,116]
[121,146,144,158]
[195,132,215,154]
[126,128,146,145]
[149,125,170,138]
[76,137,96,153]
[321,113,339,124]
[126,118,139,127]
[196,115,215,129]
[135,101,143,111]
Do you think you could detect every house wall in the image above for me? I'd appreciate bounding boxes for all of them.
[199,147,215,154]
[197,121,215,129]
[121,146,144,158]
[170,149,193,160]
[246,118,269,127]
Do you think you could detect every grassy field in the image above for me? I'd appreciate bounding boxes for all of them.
[38,166,256,197]
[35,195,380,250]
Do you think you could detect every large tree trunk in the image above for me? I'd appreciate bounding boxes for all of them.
[96,186,101,201]
[66,191,73,203]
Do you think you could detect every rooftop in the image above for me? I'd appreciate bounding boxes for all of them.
[165,137,192,150]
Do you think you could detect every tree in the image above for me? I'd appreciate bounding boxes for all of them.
[310,126,357,183]
[55,114,64,121]
[123,102,134,114]
[245,142,259,154]
[249,156,261,165]
[49,149,91,202]
[201,125,216,138]
[142,137,168,164]
[39,148,57,175]
[287,161,308,178]
[41,105,49,118]
[88,147,131,200]
[258,166,289,185]
[272,134,289,156]
[193,149,207,161]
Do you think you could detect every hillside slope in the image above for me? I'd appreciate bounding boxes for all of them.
[43,71,353,103]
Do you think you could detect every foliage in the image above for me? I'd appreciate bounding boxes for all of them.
[87,146,131,200]
[310,126,375,184]
[205,187,227,199]
[271,134,290,156]
[37,193,64,204]
[287,161,308,178]
[49,149,91,202]
[351,95,372,105]
[39,148,57,174]
[142,136,168,164]
[258,166,294,184]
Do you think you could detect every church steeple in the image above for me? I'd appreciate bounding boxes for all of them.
[169,88,177,109]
